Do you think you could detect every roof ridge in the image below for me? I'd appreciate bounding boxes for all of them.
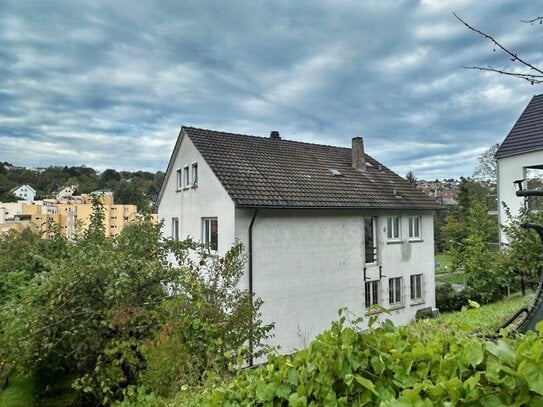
[182,126,353,152]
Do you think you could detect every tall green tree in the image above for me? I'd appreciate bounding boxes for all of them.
[441,177,498,253]
[0,199,272,405]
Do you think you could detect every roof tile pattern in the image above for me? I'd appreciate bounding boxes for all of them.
[184,127,440,210]
[496,94,543,159]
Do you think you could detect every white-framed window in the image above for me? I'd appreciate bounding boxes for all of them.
[176,169,182,190]
[191,163,198,187]
[202,217,218,250]
[172,218,179,241]
[365,280,380,309]
[410,274,423,302]
[386,216,400,240]
[364,217,377,264]
[408,216,421,239]
[389,277,403,307]
[183,166,190,188]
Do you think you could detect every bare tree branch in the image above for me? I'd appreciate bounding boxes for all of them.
[521,17,543,24]
[462,66,543,84]
[454,12,543,85]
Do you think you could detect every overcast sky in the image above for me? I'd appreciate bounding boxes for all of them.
[1,0,542,179]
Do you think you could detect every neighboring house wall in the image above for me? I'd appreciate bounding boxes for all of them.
[11,185,36,201]
[497,150,543,244]
[158,135,236,252]
[55,185,78,199]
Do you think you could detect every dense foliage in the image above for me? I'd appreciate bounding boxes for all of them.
[192,309,543,406]
[441,177,498,253]
[0,200,272,405]
[0,162,164,209]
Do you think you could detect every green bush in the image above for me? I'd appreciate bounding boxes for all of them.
[0,199,272,405]
[436,283,468,312]
[202,310,543,406]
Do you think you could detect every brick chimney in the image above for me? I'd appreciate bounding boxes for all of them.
[351,137,365,171]
[270,130,281,139]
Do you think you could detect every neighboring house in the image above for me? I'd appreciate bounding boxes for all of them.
[157,126,441,354]
[53,184,78,199]
[496,94,543,244]
[10,184,36,201]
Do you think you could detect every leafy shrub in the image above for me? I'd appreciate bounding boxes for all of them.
[414,307,435,320]
[203,310,543,406]
[436,283,468,312]
[0,199,272,405]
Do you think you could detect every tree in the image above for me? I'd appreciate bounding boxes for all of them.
[473,143,499,183]
[0,200,272,404]
[501,205,543,293]
[441,177,498,252]
[405,171,417,185]
[457,202,512,303]
[454,13,543,84]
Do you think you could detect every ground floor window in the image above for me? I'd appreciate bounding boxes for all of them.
[365,280,380,309]
[389,277,403,307]
[202,217,218,250]
[410,274,423,301]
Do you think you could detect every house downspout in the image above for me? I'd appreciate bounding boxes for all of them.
[248,209,258,367]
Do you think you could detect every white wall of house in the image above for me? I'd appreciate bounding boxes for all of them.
[235,208,435,355]
[497,150,543,244]
[158,135,237,253]
[12,185,36,201]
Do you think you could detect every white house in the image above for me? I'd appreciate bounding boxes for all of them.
[10,184,36,201]
[53,185,78,199]
[496,94,543,244]
[157,127,440,354]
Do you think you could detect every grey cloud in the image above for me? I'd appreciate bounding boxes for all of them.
[0,0,542,178]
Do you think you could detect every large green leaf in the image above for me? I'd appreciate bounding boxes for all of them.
[524,361,543,395]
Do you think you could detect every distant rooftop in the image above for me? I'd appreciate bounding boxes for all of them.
[496,94,543,159]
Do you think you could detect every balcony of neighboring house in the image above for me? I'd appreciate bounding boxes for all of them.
[486,194,498,216]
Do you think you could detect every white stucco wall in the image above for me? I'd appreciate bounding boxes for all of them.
[497,150,543,244]
[157,134,236,253]
[235,209,435,355]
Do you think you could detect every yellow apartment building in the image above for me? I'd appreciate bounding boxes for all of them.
[0,193,155,238]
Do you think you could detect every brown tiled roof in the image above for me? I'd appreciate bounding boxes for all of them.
[496,94,543,159]
[184,126,441,210]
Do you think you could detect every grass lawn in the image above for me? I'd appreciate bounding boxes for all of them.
[0,374,36,407]
[409,292,533,336]
[435,272,466,285]
[434,251,454,274]
[0,373,78,407]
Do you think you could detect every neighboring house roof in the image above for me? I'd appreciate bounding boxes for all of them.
[496,94,543,159]
[9,184,36,194]
[167,126,440,210]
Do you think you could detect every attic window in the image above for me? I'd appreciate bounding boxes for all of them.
[365,162,373,167]
[329,169,343,177]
